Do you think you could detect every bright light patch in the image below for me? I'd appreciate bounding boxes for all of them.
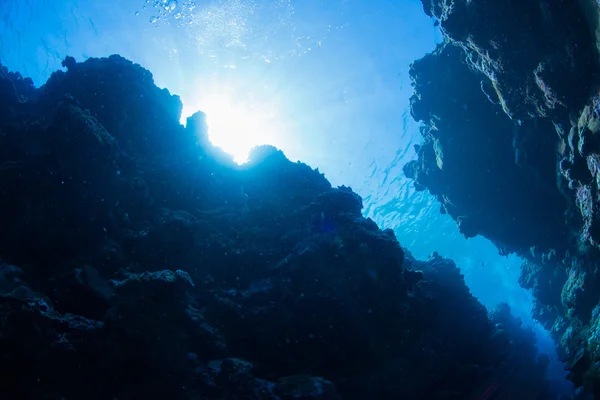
[160,0,330,165]
[202,95,275,164]
[182,78,286,165]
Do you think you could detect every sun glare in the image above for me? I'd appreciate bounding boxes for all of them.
[183,87,285,165]
[202,95,272,164]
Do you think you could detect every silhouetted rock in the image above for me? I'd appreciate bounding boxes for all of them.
[0,55,563,399]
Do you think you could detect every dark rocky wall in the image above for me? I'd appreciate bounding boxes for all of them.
[407,0,600,394]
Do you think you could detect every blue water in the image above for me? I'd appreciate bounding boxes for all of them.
[0,0,563,377]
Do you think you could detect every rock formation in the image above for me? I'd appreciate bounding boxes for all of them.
[0,55,565,398]
[406,0,600,395]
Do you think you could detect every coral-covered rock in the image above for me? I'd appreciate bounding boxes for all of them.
[407,0,600,393]
[519,259,566,329]
[421,0,597,121]
[404,43,568,255]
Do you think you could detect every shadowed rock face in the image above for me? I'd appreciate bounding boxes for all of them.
[0,55,562,399]
[405,43,569,256]
[407,0,600,393]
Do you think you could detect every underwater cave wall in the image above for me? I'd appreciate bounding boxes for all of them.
[408,0,600,393]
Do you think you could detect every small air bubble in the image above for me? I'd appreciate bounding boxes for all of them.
[149,16,159,23]
[166,0,177,11]
[156,0,177,11]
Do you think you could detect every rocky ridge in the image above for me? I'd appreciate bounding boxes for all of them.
[0,55,565,398]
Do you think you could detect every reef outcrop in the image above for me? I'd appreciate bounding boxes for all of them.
[0,56,564,398]
[406,0,600,394]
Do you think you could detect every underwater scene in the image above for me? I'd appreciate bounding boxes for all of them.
[1,0,599,398]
